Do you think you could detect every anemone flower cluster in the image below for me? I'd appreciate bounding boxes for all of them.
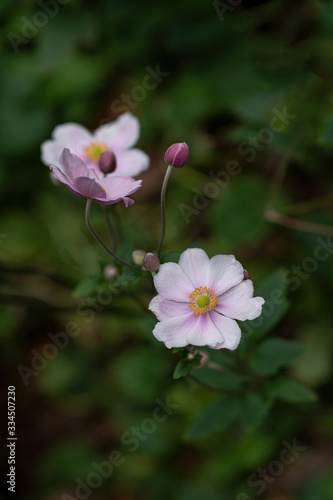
[149,248,264,350]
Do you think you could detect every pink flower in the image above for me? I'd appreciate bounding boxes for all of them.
[149,248,264,350]
[41,112,149,178]
[50,148,141,206]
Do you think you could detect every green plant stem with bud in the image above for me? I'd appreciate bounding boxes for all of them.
[85,199,143,272]
[158,165,173,258]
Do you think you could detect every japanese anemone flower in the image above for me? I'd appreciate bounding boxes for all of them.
[41,112,149,178]
[50,148,141,206]
[149,248,264,350]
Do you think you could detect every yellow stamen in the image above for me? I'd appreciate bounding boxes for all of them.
[188,286,218,315]
[85,142,108,162]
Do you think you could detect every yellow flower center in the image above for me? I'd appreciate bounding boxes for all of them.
[189,286,218,315]
[85,142,108,162]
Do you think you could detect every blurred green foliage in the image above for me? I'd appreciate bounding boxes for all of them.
[1,0,333,499]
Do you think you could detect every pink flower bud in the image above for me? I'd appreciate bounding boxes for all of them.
[243,269,250,280]
[98,151,117,174]
[164,142,189,169]
[143,253,160,272]
[103,265,119,281]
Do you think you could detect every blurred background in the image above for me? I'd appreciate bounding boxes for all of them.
[1,0,333,498]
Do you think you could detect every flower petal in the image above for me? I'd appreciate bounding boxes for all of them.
[153,262,194,302]
[52,122,91,143]
[72,177,107,199]
[95,113,140,150]
[113,149,150,177]
[207,254,244,295]
[41,124,92,167]
[149,295,190,321]
[152,313,196,348]
[186,313,224,347]
[59,148,90,180]
[215,280,265,321]
[209,310,242,350]
[97,176,142,200]
[178,248,211,288]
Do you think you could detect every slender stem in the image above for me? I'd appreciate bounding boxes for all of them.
[102,206,117,252]
[112,204,123,245]
[206,361,250,381]
[157,165,173,259]
[85,199,143,272]
[187,374,234,395]
[265,208,333,237]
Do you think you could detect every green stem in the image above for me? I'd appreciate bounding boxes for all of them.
[85,199,143,272]
[102,206,117,252]
[157,165,173,259]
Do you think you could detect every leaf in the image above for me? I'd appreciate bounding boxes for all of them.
[270,378,317,403]
[173,354,202,379]
[73,276,101,298]
[251,337,304,375]
[241,270,290,340]
[239,393,271,431]
[192,367,242,391]
[187,396,240,438]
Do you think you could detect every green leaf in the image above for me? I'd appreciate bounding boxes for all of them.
[239,393,271,431]
[270,378,317,403]
[241,270,290,340]
[173,354,201,379]
[73,275,101,298]
[187,396,240,438]
[251,337,304,375]
[192,367,242,391]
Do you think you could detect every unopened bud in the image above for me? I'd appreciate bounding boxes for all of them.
[193,350,210,368]
[243,269,250,280]
[103,265,119,281]
[132,249,146,267]
[98,151,117,174]
[164,142,189,169]
[143,253,160,272]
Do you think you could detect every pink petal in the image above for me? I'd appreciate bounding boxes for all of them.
[52,122,91,143]
[153,262,194,302]
[94,113,140,150]
[59,148,90,180]
[152,313,196,348]
[186,313,224,347]
[98,176,142,200]
[207,254,244,295]
[149,295,190,321]
[41,124,92,167]
[72,177,107,199]
[215,280,265,321]
[113,149,150,177]
[178,248,211,288]
[209,310,242,350]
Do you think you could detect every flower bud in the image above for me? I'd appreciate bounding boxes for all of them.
[143,252,160,272]
[243,269,250,280]
[132,249,146,267]
[193,350,210,368]
[164,142,189,169]
[103,265,119,281]
[98,151,117,174]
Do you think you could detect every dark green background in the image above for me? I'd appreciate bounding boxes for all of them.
[1,0,333,499]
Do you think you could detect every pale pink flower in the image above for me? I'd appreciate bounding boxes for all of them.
[41,112,149,178]
[149,248,264,350]
[50,148,141,206]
